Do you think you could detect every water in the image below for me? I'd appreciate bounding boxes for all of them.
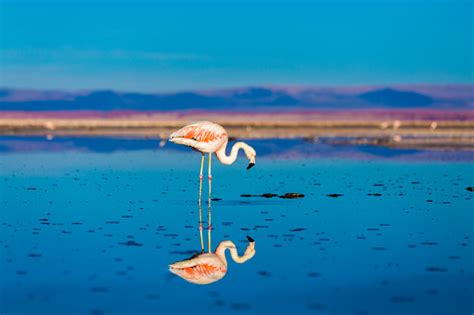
[1,136,473,315]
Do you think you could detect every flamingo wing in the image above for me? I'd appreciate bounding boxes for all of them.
[169,121,227,151]
[169,254,227,285]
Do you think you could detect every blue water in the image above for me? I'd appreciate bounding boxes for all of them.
[1,137,473,315]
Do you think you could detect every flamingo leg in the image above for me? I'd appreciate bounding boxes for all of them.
[208,153,212,253]
[198,154,205,252]
[199,153,204,181]
[208,152,212,181]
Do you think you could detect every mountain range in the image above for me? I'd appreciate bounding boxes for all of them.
[0,85,472,111]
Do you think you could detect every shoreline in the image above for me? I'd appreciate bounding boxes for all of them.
[1,116,473,150]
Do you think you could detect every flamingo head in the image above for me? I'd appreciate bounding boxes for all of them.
[245,147,257,170]
[243,235,256,259]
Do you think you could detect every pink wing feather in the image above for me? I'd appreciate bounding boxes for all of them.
[169,121,227,152]
[170,121,226,143]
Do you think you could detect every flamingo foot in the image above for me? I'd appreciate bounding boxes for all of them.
[208,224,212,231]
[199,223,203,231]
[199,175,203,180]
[208,175,212,181]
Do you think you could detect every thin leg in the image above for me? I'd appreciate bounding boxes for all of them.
[207,153,212,253]
[199,153,204,181]
[208,152,212,181]
[198,154,204,252]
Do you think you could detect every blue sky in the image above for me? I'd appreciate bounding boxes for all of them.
[0,0,472,92]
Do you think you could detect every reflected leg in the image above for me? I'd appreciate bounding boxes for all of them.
[208,153,212,253]
[198,154,204,252]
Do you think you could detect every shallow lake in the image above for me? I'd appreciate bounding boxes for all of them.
[1,136,473,315]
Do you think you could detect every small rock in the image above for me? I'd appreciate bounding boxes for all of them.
[279,193,305,199]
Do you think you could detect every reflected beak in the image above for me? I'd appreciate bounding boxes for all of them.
[247,235,255,243]
[246,162,255,170]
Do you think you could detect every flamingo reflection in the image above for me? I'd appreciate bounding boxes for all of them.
[169,236,256,285]
[169,169,256,285]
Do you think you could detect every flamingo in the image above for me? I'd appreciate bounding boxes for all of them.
[169,121,257,182]
[169,236,256,285]
[168,121,257,284]
[169,121,256,248]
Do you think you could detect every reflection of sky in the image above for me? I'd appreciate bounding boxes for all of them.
[1,0,472,91]
[0,136,473,162]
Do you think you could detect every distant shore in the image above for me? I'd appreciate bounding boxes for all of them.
[1,110,473,150]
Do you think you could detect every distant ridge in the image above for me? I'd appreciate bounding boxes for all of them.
[359,88,433,107]
[0,85,472,111]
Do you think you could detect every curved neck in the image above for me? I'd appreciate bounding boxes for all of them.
[215,141,250,165]
[215,240,255,265]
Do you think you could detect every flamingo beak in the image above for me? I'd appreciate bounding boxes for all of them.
[246,235,255,243]
[246,162,255,170]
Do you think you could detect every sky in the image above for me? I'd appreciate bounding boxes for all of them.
[0,0,472,92]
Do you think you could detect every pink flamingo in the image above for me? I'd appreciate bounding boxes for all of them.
[169,121,257,251]
[169,236,256,285]
[169,121,257,182]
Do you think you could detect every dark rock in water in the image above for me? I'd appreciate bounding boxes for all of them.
[261,193,278,198]
[326,194,343,198]
[28,253,42,258]
[279,193,305,199]
[289,228,306,232]
[211,198,222,201]
[421,241,438,246]
[119,240,143,247]
[466,187,474,192]
[257,270,271,277]
[367,193,382,196]
[241,192,307,200]
[307,272,321,277]
[240,193,279,198]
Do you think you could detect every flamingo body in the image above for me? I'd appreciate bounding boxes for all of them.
[169,121,228,153]
[169,237,256,285]
[169,121,256,169]
[169,252,227,285]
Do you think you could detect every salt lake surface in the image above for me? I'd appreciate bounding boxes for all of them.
[1,136,473,315]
